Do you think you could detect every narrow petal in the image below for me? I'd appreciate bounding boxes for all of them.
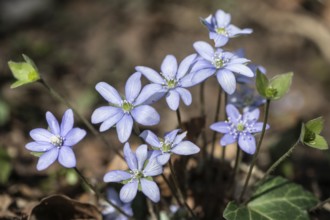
[131,105,160,126]
[143,158,163,177]
[227,25,253,37]
[99,110,124,132]
[36,148,59,171]
[135,66,164,84]
[26,142,54,152]
[58,146,76,168]
[106,188,122,205]
[60,109,74,137]
[120,180,138,203]
[30,128,53,142]
[190,59,213,72]
[226,104,241,123]
[134,84,165,105]
[212,33,229,48]
[140,179,160,203]
[116,114,133,143]
[238,133,256,154]
[64,128,86,146]
[156,153,171,165]
[215,10,231,27]
[220,133,236,146]
[190,68,215,86]
[148,150,162,161]
[171,141,200,155]
[176,88,192,106]
[243,108,260,122]
[161,55,178,80]
[173,131,187,145]
[125,72,142,103]
[251,122,270,133]
[123,143,138,171]
[140,130,161,148]
[210,122,230,133]
[164,129,181,144]
[166,90,180,111]
[216,69,236,95]
[46,112,60,135]
[177,54,197,80]
[193,41,214,62]
[96,82,122,106]
[91,106,122,124]
[226,64,254,77]
[103,170,132,182]
[136,144,148,170]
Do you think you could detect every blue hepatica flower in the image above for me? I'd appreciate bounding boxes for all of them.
[135,54,198,111]
[91,72,160,143]
[103,143,163,203]
[140,129,200,165]
[103,188,133,220]
[210,104,269,154]
[201,9,252,47]
[25,109,86,171]
[192,41,254,94]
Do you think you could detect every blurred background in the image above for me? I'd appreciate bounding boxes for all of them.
[0,0,330,219]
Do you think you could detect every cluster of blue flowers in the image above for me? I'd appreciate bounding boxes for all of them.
[25,9,270,218]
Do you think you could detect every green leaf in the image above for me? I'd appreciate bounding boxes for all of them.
[305,117,324,134]
[300,117,328,150]
[223,176,318,220]
[255,70,269,98]
[268,72,293,100]
[0,148,12,184]
[304,134,328,150]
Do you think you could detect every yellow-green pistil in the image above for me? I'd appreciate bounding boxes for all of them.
[161,141,172,153]
[166,78,177,89]
[50,135,64,147]
[237,123,245,132]
[216,27,227,35]
[122,100,134,113]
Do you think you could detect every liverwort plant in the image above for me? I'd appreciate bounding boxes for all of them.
[91,72,160,143]
[103,143,163,203]
[210,104,269,154]
[25,109,86,170]
[140,129,200,165]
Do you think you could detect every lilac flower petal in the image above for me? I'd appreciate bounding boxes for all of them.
[143,158,163,176]
[156,153,171,165]
[131,105,160,126]
[99,111,124,132]
[243,108,260,122]
[190,59,213,72]
[104,170,132,182]
[226,64,254,77]
[193,41,214,62]
[252,122,270,133]
[211,32,229,47]
[216,69,236,95]
[25,142,54,152]
[161,55,178,79]
[91,106,122,124]
[61,109,74,137]
[58,146,76,168]
[238,133,256,154]
[171,141,200,155]
[228,58,250,65]
[226,104,241,124]
[135,66,164,84]
[64,128,86,146]
[191,68,215,86]
[107,188,122,206]
[125,72,142,103]
[120,180,138,203]
[136,144,148,170]
[166,90,180,111]
[140,179,160,203]
[122,203,134,217]
[123,143,138,171]
[173,131,187,145]
[220,133,236,146]
[116,114,133,143]
[176,88,192,106]
[148,150,162,161]
[164,129,181,144]
[210,122,230,133]
[36,147,59,171]
[215,10,231,27]
[96,82,122,106]
[30,128,53,142]
[134,84,165,105]
[46,112,60,135]
[201,15,213,30]
[140,130,161,148]
[177,54,197,80]
[227,25,253,37]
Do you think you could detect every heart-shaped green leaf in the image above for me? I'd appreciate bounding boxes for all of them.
[268,72,293,100]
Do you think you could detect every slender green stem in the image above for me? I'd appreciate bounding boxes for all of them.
[161,174,183,207]
[309,197,330,212]
[39,78,124,160]
[200,82,205,117]
[261,139,300,182]
[210,86,222,162]
[221,93,228,163]
[176,108,183,129]
[73,167,132,219]
[168,160,196,219]
[239,99,271,202]
[199,82,208,159]
[229,146,241,197]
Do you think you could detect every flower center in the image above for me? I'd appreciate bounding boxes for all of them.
[166,79,177,89]
[132,170,144,179]
[50,135,64,147]
[122,100,134,113]
[216,27,228,36]
[161,141,172,153]
[212,53,228,69]
[237,123,245,131]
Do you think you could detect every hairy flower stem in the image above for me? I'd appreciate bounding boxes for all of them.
[73,167,132,219]
[239,99,271,202]
[39,78,124,160]
[262,139,300,182]
[210,86,222,162]
[168,160,196,219]
[161,174,184,207]
[176,108,183,129]
[309,197,330,212]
